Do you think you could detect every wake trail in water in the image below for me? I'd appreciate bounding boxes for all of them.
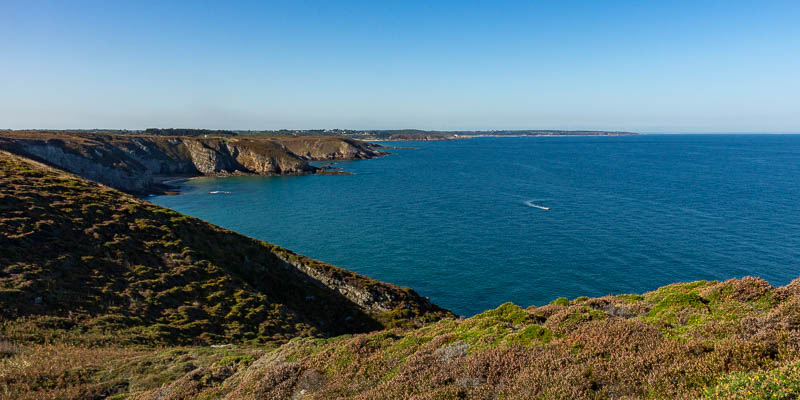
[524,200,550,211]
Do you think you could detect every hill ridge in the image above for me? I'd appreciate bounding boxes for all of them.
[0,150,450,347]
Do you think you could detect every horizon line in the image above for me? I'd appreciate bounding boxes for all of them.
[3,128,800,135]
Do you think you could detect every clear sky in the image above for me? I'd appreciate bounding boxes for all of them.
[2,1,799,132]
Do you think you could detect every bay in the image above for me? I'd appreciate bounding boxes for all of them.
[151,135,800,316]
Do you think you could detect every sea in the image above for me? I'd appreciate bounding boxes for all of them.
[150,134,800,316]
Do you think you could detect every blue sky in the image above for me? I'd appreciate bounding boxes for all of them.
[1,1,799,132]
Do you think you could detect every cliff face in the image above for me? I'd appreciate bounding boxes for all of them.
[0,131,386,193]
[0,151,450,346]
[276,136,386,159]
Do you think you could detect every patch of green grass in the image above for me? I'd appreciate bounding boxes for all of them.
[643,292,709,334]
[550,297,570,306]
[572,296,589,304]
[559,307,607,330]
[476,302,528,324]
[506,325,552,346]
[703,361,800,399]
[616,294,644,303]
[643,281,713,305]
[649,292,707,316]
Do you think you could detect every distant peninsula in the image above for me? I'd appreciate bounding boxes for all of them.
[0,129,636,194]
[4,128,639,141]
[233,129,638,141]
[1,130,799,399]
[0,130,386,194]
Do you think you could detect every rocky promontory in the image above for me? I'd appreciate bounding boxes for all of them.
[0,131,386,194]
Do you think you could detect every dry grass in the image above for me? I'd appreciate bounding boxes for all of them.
[119,277,798,399]
[0,342,19,359]
[0,343,264,400]
[0,344,141,399]
[3,255,798,398]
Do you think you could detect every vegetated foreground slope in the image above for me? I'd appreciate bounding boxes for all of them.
[2,151,799,399]
[0,151,449,347]
[130,280,799,399]
[0,131,386,194]
[4,276,799,399]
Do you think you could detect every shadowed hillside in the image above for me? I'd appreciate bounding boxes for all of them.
[0,151,449,347]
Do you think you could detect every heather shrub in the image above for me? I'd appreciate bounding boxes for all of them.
[550,297,570,306]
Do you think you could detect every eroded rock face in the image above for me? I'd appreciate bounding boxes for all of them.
[274,251,442,319]
[16,142,155,192]
[279,137,383,160]
[0,132,385,193]
[226,141,316,175]
[183,140,237,174]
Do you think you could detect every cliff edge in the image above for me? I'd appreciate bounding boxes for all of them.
[0,131,386,194]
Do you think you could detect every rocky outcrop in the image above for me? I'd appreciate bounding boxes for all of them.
[11,141,155,192]
[225,139,317,174]
[0,131,386,194]
[277,137,386,160]
[275,250,440,315]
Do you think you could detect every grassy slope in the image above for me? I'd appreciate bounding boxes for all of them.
[2,150,799,399]
[125,277,798,399]
[4,278,799,399]
[0,151,449,348]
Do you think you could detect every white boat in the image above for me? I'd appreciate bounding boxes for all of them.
[524,200,550,211]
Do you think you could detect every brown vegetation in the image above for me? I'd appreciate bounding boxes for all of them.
[3,276,799,399]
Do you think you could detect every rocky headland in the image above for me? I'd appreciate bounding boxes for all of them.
[0,131,385,194]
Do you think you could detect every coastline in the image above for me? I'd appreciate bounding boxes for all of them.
[150,159,364,196]
[368,133,638,141]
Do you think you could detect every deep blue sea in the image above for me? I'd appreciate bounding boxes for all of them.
[151,135,800,316]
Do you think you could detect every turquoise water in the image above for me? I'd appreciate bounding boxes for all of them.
[151,135,800,316]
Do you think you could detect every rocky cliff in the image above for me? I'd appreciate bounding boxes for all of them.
[0,131,386,194]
